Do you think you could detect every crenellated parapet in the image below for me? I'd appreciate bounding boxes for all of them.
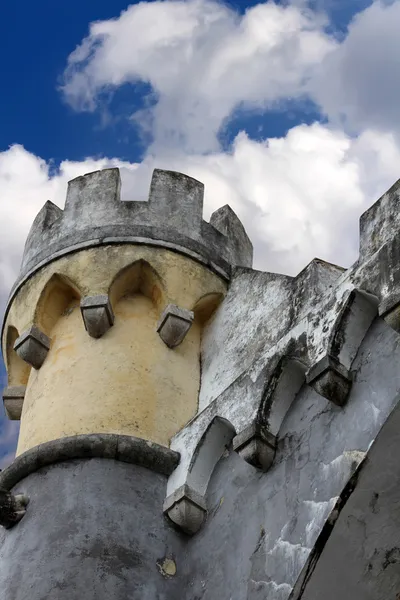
[15,168,252,299]
[3,168,250,459]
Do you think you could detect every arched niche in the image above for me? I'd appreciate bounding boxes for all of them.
[192,292,224,326]
[233,357,308,473]
[34,274,81,337]
[5,325,31,386]
[259,357,308,438]
[164,416,236,534]
[108,259,165,310]
[187,416,236,497]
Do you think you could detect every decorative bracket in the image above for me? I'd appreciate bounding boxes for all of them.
[14,326,50,369]
[379,291,400,332]
[306,354,352,407]
[157,304,194,348]
[80,295,114,339]
[2,385,26,420]
[163,484,207,535]
[233,423,276,471]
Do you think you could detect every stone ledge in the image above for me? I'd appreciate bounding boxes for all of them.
[0,434,180,490]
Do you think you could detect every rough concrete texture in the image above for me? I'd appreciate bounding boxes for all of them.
[294,394,400,600]
[8,168,252,306]
[1,318,399,598]
[168,180,400,500]
[174,318,400,599]
[0,459,185,600]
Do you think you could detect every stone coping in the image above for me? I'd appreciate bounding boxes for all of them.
[0,434,180,490]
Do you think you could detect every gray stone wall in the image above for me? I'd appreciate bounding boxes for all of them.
[178,317,400,599]
[1,309,400,600]
[0,459,185,600]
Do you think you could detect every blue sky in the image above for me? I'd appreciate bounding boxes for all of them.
[1,0,400,466]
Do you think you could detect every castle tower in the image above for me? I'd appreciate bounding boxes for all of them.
[2,168,400,600]
[0,168,252,598]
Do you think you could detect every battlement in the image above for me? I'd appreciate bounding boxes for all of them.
[16,168,252,298]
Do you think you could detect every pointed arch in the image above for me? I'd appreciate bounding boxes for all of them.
[187,416,236,497]
[328,289,379,370]
[108,259,165,310]
[164,416,236,534]
[34,274,81,337]
[192,292,224,325]
[258,356,308,438]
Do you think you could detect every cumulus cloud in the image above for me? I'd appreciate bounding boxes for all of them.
[61,0,335,154]
[312,0,400,137]
[0,145,138,303]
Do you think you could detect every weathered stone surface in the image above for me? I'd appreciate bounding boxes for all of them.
[0,459,185,599]
[233,423,276,471]
[171,319,400,600]
[210,204,253,268]
[4,168,253,319]
[306,354,352,406]
[80,295,114,338]
[0,434,180,491]
[379,290,400,332]
[292,393,400,600]
[164,484,207,535]
[13,325,50,369]
[0,489,29,529]
[2,385,26,420]
[157,304,194,348]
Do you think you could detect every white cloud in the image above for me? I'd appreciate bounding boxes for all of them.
[0,145,138,299]
[61,0,335,154]
[312,0,400,137]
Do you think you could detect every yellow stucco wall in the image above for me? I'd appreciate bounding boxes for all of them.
[3,245,226,455]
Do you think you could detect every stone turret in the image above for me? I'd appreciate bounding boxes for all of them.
[2,168,251,457]
[2,169,400,600]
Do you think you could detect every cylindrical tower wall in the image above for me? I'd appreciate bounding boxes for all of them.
[0,454,184,600]
[3,245,226,455]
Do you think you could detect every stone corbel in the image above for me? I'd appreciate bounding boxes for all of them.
[233,423,276,472]
[0,489,29,529]
[379,291,400,332]
[306,354,352,407]
[163,484,206,535]
[2,386,26,420]
[80,295,114,339]
[157,304,194,348]
[14,326,50,369]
